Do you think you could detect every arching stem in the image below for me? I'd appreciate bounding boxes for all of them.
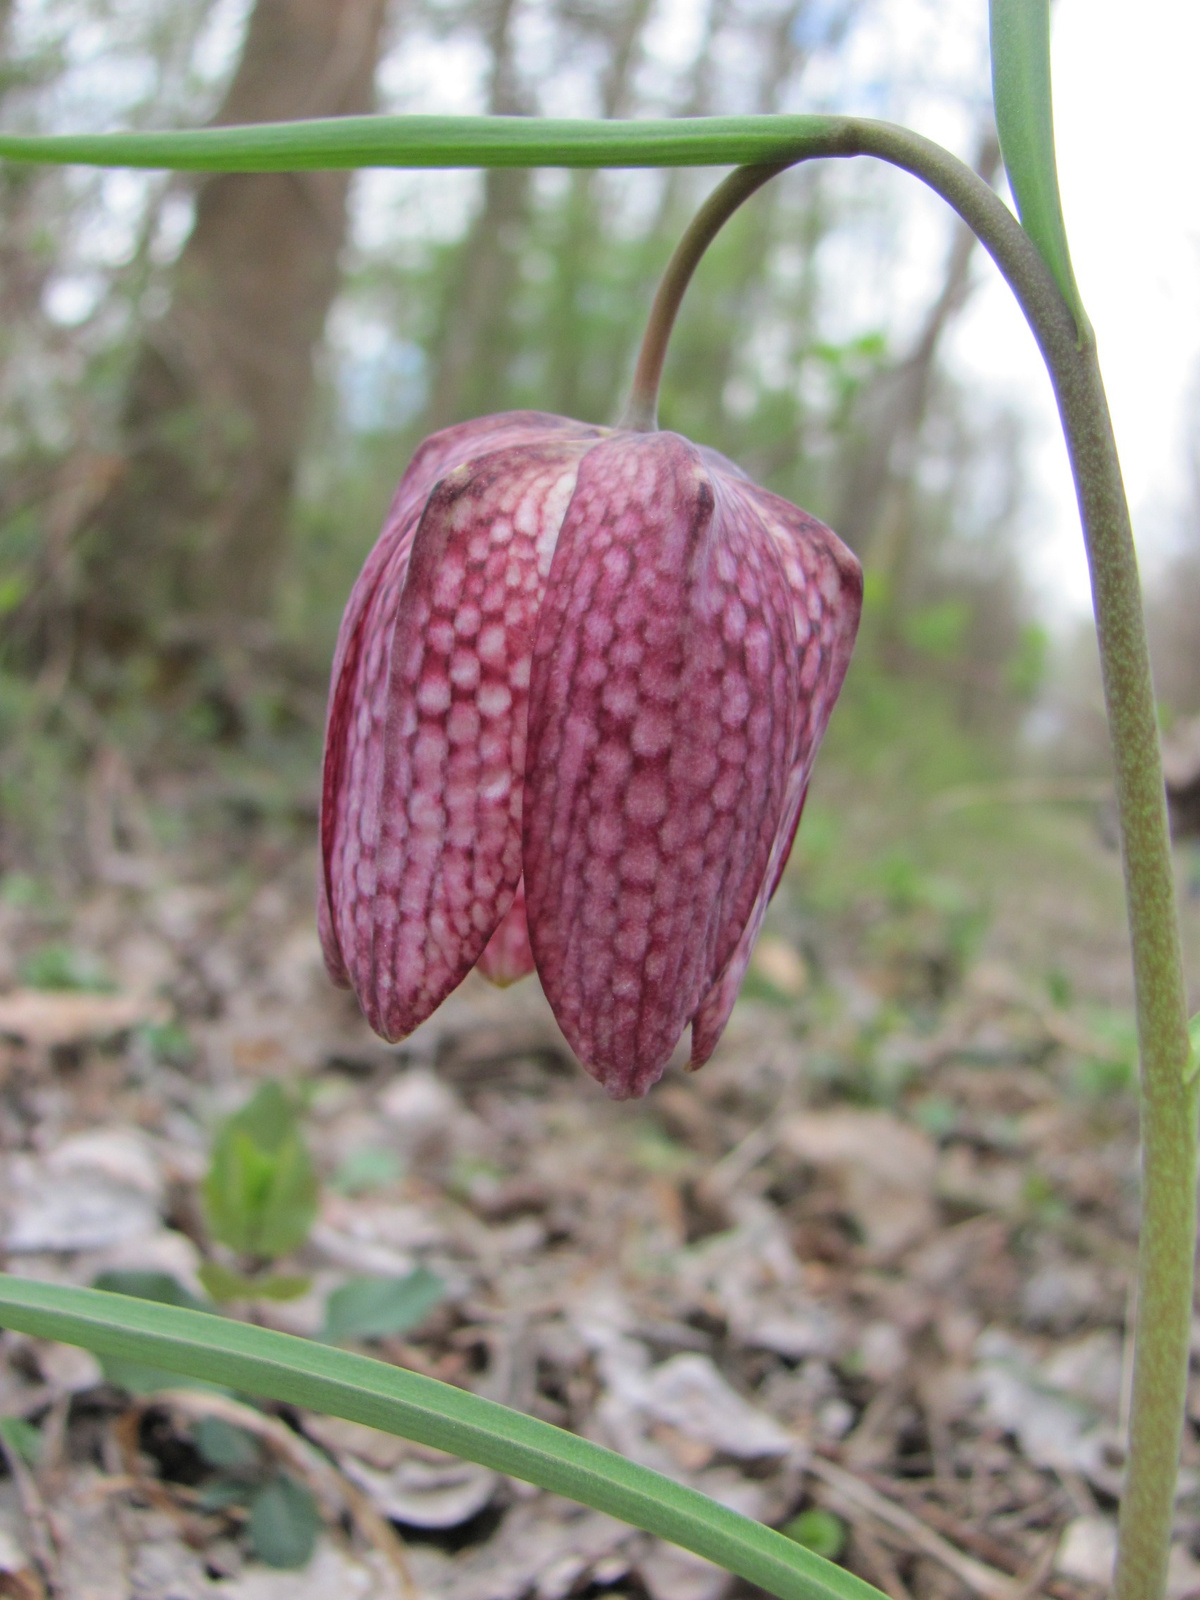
[631,125,1192,1600]
[620,163,786,430]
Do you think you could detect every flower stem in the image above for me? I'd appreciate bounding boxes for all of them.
[635,124,1193,1600]
[620,163,786,430]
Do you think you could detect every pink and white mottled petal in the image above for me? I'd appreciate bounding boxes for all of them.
[353,442,588,1040]
[476,879,535,986]
[737,480,863,773]
[524,432,800,1099]
[689,480,862,1068]
[320,413,601,984]
[689,777,808,1066]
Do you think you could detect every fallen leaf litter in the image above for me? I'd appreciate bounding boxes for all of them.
[1,819,1198,1600]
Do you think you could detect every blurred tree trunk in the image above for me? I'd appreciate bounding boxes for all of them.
[81,0,391,657]
[423,0,528,429]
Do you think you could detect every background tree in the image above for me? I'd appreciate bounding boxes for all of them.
[78,0,393,662]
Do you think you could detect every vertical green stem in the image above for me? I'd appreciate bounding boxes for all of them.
[629,125,1195,1600]
[1060,348,1197,1600]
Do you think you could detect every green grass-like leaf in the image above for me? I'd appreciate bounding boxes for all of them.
[0,113,838,173]
[0,1274,882,1600]
[989,0,1086,338]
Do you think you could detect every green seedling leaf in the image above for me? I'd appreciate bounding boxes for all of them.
[194,1416,262,1475]
[0,1416,42,1466]
[139,1020,195,1067]
[250,1135,319,1260]
[0,1274,888,1600]
[198,1476,256,1512]
[332,1145,403,1195]
[989,0,1086,339]
[230,1082,297,1151]
[199,1263,311,1304]
[93,1271,210,1312]
[322,1268,445,1344]
[250,1273,312,1302]
[783,1510,846,1561]
[92,1270,222,1394]
[203,1084,319,1260]
[248,1474,321,1569]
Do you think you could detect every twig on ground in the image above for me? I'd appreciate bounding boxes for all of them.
[0,1426,61,1598]
[808,1455,1027,1600]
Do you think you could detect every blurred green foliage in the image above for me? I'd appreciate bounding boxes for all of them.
[19,940,113,991]
[782,1507,847,1560]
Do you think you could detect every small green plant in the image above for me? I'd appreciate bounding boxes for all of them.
[782,1509,847,1562]
[19,941,113,992]
[200,1082,319,1302]
[192,1417,321,1569]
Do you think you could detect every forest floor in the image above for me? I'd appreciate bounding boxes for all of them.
[3,744,1200,1600]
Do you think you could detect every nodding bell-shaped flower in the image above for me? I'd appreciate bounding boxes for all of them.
[319,412,862,1098]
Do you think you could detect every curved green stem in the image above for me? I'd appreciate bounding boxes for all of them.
[858,140,1193,1600]
[630,125,1192,1600]
[620,162,786,429]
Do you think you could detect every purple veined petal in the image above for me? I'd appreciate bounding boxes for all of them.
[331,437,596,1041]
[476,878,535,986]
[319,413,602,988]
[523,431,801,1099]
[690,483,862,1068]
[688,775,808,1066]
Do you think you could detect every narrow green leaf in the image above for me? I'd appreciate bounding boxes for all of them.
[248,1475,320,1569]
[0,113,839,173]
[322,1268,444,1344]
[0,1275,884,1600]
[92,1269,222,1394]
[989,0,1086,337]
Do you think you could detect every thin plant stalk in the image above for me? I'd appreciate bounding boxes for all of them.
[619,162,786,430]
[0,110,1193,1600]
[623,129,1194,1600]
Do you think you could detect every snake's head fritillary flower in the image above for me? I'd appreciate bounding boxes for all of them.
[319,411,861,1099]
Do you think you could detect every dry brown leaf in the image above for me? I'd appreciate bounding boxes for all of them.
[778,1109,938,1257]
[0,989,165,1049]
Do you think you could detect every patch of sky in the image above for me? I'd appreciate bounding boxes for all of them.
[351,167,481,256]
[188,0,253,87]
[151,190,196,267]
[377,30,490,116]
[331,310,427,435]
[42,273,104,327]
